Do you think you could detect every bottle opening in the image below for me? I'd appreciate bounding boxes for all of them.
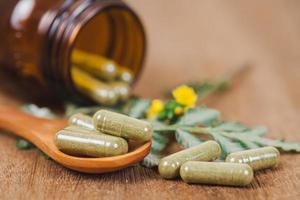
[69,6,146,105]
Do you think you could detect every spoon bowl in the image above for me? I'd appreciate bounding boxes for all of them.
[0,106,151,173]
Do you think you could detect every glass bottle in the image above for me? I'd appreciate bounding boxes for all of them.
[0,0,146,104]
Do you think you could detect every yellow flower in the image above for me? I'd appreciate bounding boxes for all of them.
[172,85,197,108]
[147,99,164,119]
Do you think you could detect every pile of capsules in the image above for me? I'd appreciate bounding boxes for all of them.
[158,141,280,186]
[55,110,153,157]
[55,110,280,187]
[71,49,134,105]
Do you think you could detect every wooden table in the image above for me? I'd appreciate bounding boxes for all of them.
[0,1,299,199]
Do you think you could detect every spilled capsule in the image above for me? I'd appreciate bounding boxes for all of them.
[158,141,221,179]
[93,110,152,142]
[180,161,253,186]
[55,128,128,157]
[225,146,280,171]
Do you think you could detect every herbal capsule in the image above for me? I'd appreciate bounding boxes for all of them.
[180,161,253,186]
[225,146,280,171]
[55,129,128,157]
[93,110,152,142]
[158,141,221,179]
[64,125,93,133]
[72,49,118,81]
[111,82,131,101]
[69,113,94,130]
[117,67,134,83]
[72,67,118,105]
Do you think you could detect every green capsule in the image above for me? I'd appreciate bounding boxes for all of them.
[69,113,94,130]
[180,161,253,186]
[93,110,153,142]
[225,146,280,171]
[158,141,221,179]
[55,128,128,157]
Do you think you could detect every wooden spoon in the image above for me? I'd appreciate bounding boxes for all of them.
[0,106,151,173]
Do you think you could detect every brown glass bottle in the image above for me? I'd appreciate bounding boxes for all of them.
[0,0,146,104]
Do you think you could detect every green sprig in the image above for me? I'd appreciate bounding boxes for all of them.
[153,121,300,153]
[166,63,251,100]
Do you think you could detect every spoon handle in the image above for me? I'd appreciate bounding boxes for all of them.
[0,106,65,140]
[0,106,152,174]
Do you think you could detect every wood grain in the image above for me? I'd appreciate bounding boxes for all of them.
[0,0,300,199]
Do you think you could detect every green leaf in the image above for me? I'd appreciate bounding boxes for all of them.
[141,152,162,168]
[127,99,150,119]
[243,126,268,136]
[220,132,261,149]
[175,129,205,148]
[152,139,168,153]
[210,123,268,149]
[213,121,250,132]
[151,120,170,153]
[177,107,220,126]
[188,81,215,95]
[151,130,169,153]
[153,132,169,144]
[211,133,245,158]
[151,120,168,130]
[251,136,300,152]
[223,126,268,149]
[224,133,300,152]
[236,139,261,149]
[16,138,34,150]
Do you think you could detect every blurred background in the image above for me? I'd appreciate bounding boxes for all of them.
[126,0,300,138]
[130,0,300,98]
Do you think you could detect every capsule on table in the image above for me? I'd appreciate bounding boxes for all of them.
[180,161,253,186]
[111,82,131,101]
[69,113,94,130]
[72,66,118,105]
[158,141,221,179]
[225,146,280,171]
[72,49,118,81]
[93,110,153,142]
[55,128,128,157]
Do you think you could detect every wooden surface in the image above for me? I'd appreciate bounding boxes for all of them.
[1,0,300,199]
